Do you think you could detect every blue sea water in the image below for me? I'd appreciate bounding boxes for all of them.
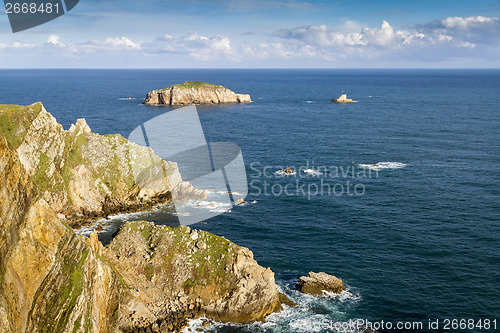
[1,69,499,332]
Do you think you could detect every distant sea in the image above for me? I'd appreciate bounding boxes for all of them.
[1,69,499,332]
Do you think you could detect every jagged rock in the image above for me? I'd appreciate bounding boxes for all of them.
[144,81,252,106]
[331,94,354,103]
[296,272,346,295]
[106,221,283,325]
[278,293,297,307]
[0,103,206,225]
[0,132,286,332]
[0,133,121,333]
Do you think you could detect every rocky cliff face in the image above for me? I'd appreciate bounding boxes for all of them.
[144,81,251,106]
[105,221,281,331]
[0,103,206,226]
[0,130,283,332]
[0,132,122,333]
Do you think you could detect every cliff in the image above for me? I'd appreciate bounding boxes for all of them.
[144,81,252,106]
[0,131,122,333]
[0,103,206,226]
[0,115,284,332]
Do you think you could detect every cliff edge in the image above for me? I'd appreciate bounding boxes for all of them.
[0,103,206,226]
[0,105,284,332]
[144,81,252,106]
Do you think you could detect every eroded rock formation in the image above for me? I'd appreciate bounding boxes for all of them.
[331,94,354,103]
[144,81,251,106]
[296,271,346,295]
[0,102,206,226]
[0,119,284,332]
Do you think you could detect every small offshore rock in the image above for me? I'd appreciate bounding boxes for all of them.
[331,94,354,103]
[296,271,346,295]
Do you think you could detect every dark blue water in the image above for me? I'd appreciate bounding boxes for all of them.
[1,69,499,332]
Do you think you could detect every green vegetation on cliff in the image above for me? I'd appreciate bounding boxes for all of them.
[159,81,222,91]
[0,102,198,224]
[0,103,42,149]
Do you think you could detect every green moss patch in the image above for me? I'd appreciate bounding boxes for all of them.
[159,81,223,91]
[0,103,42,149]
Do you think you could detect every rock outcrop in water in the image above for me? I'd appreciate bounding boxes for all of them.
[0,102,206,226]
[0,105,285,332]
[144,81,251,106]
[331,94,354,103]
[297,272,346,295]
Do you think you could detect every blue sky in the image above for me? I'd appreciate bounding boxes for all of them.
[1,0,500,67]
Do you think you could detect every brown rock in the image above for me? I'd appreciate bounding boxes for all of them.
[0,102,207,227]
[144,81,252,106]
[278,293,297,307]
[296,272,346,295]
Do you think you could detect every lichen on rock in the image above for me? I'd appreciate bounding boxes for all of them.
[0,102,206,226]
[0,103,286,332]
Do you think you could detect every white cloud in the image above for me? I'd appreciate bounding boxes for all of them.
[47,35,65,47]
[0,41,35,49]
[272,16,500,62]
[102,36,141,49]
[440,16,499,30]
[1,16,499,67]
[142,32,236,61]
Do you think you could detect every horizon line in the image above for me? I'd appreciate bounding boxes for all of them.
[1,67,500,70]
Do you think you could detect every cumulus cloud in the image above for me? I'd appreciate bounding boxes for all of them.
[102,36,141,49]
[47,35,66,47]
[272,16,500,62]
[1,16,499,67]
[142,32,236,61]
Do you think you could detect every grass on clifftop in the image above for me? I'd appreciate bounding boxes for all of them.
[159,81,223,91]
[0,103,43,149]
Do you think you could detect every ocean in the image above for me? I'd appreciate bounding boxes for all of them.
[1,69,499,332]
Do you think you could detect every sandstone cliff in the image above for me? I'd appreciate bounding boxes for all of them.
[0,103,206,226]
[0,129,284,332]
[144,81,251,106]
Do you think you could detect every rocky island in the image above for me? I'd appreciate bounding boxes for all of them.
[144,81,252,106]
[0,102,286,332]
[331,94,354,103]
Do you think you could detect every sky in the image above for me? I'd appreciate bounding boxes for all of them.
[1,0,500,68]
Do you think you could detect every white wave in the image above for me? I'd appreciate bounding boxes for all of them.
[73,209,155,236]
[303,168,322,176]
[321,288,362,303]
[117,97,136,100]
[185,200,232,213]
[306,100,314,103]
[368,95,373,98]
[358,161,407,170]
[206,189,242,196]
[182,282,362,333]
[182,317,212,332]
